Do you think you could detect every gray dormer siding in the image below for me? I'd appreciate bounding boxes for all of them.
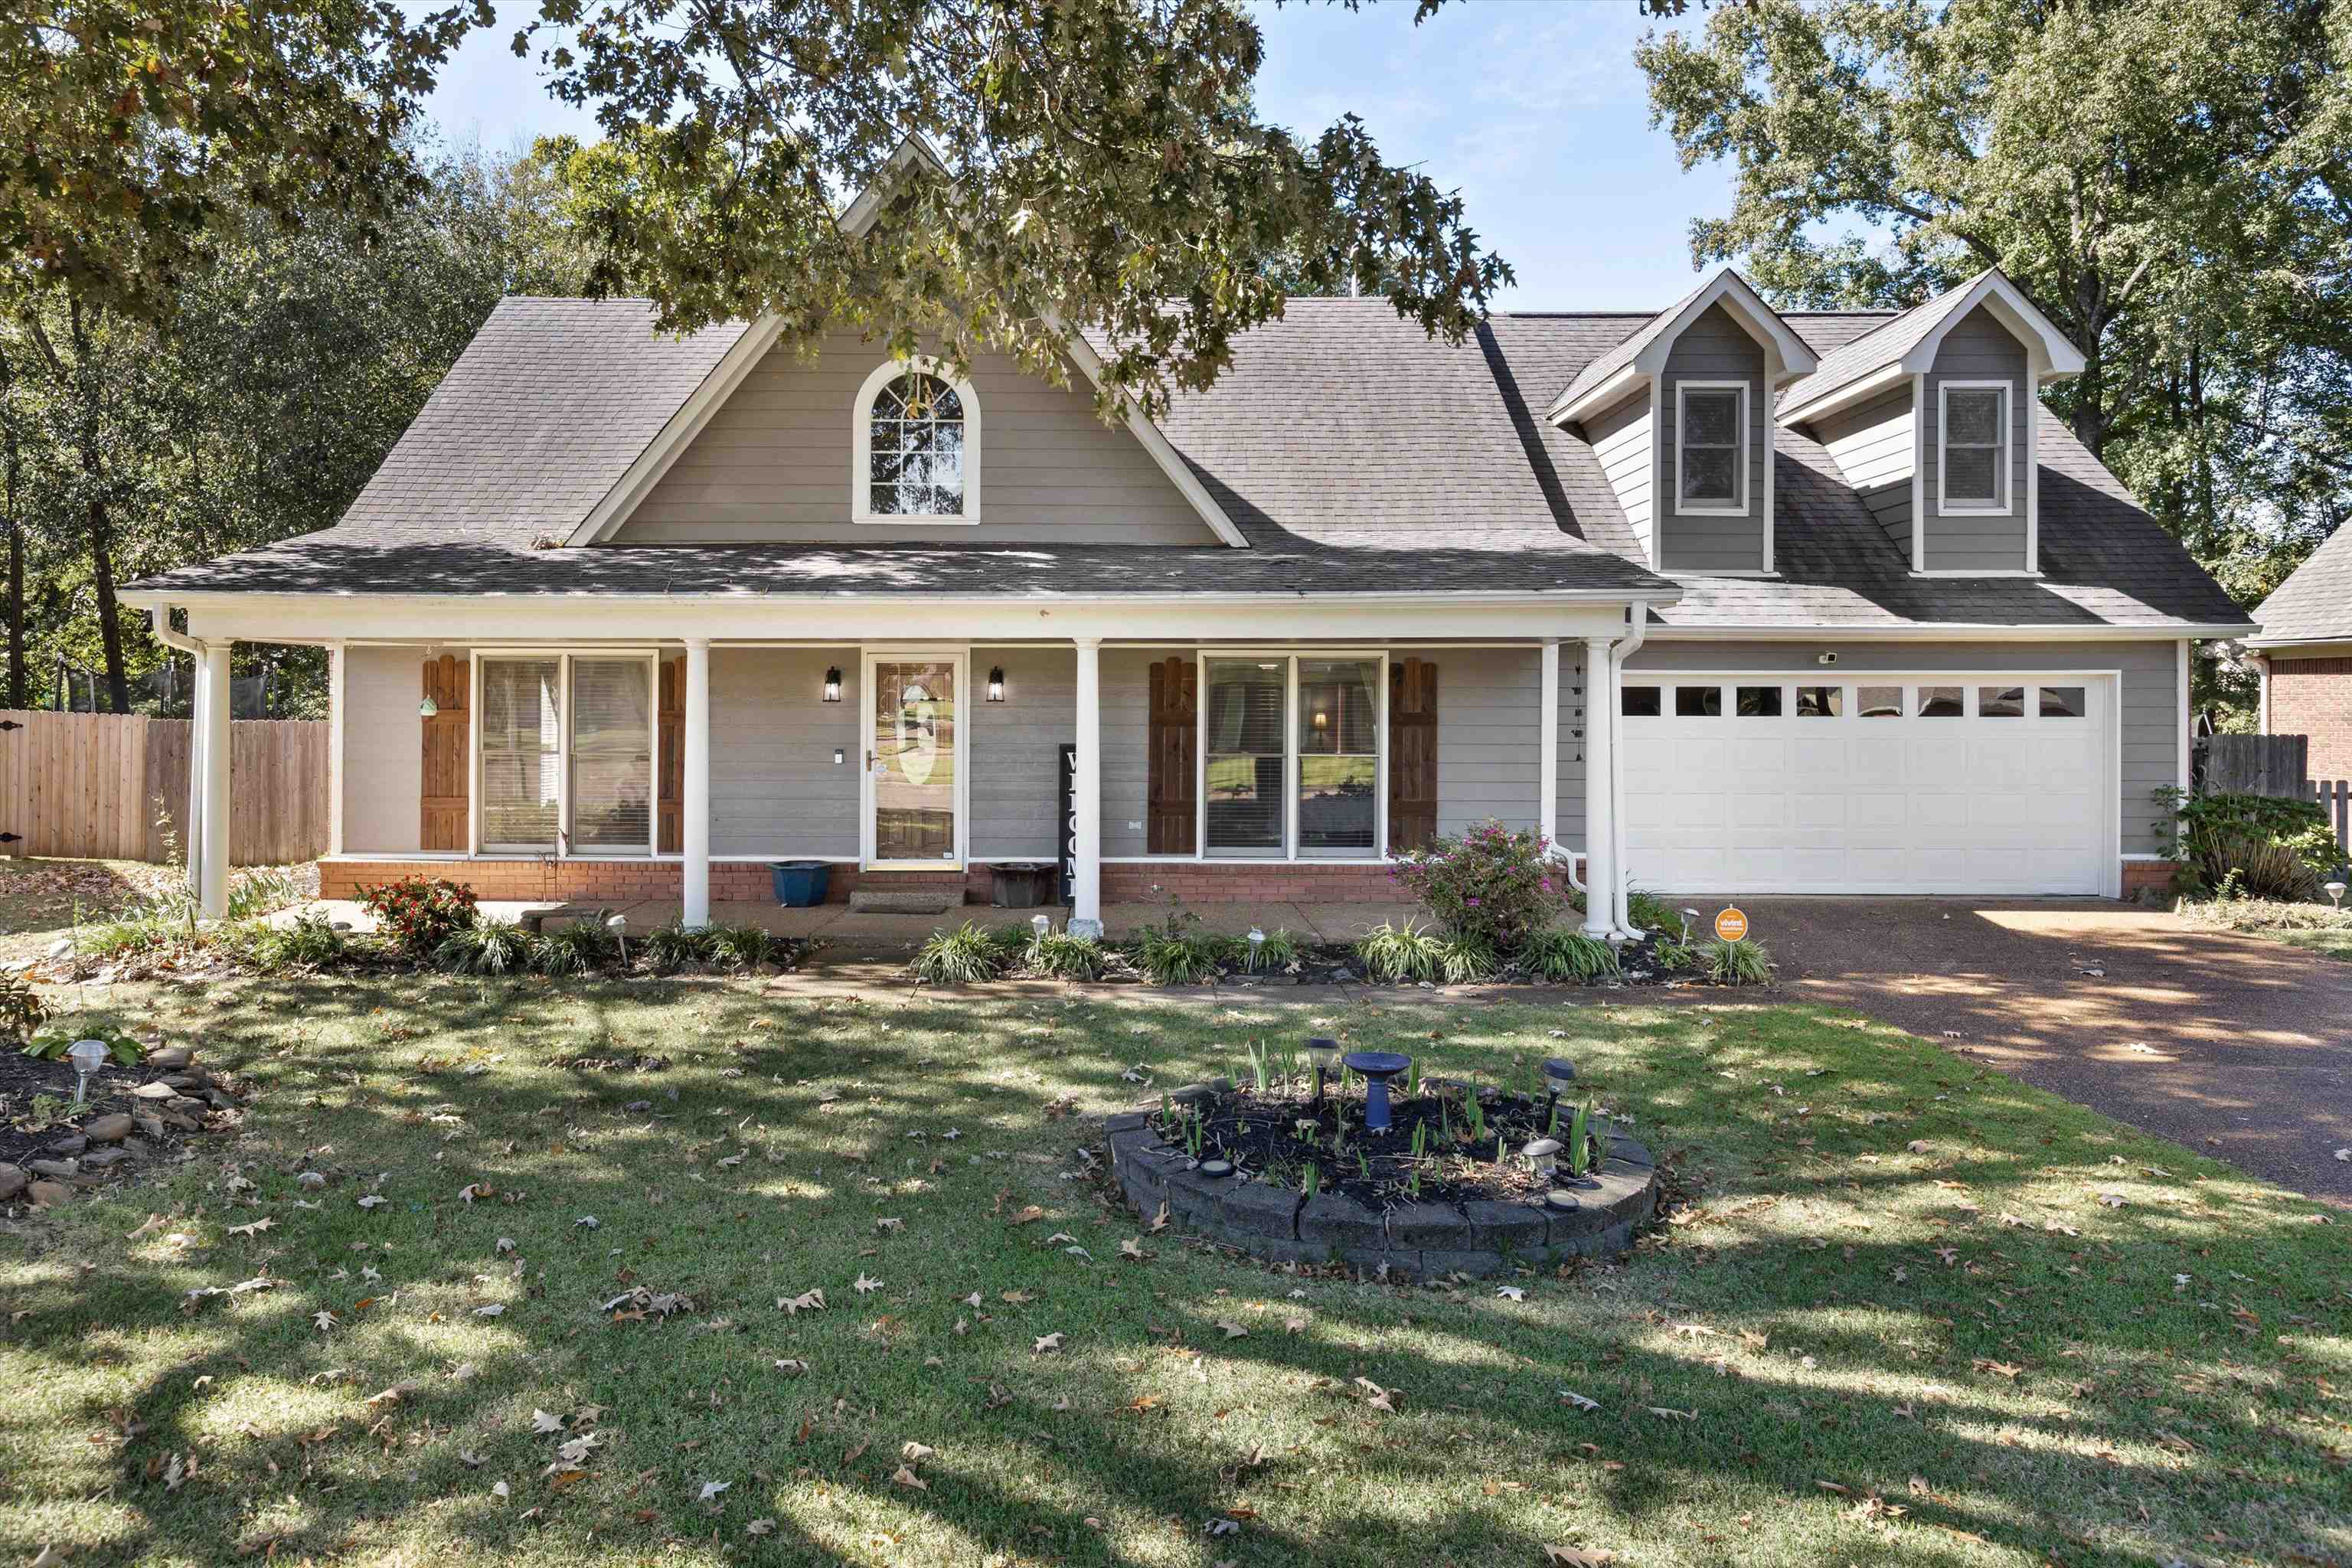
[1920,305,2030,573]
[1583,389,1655,564]
[1811,383,1915,552]
[1656,305,1766,573]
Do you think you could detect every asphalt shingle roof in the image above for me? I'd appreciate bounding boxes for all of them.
[2252,524,2352,644]
[1772,276,1986,415]
[123,289,2249,632]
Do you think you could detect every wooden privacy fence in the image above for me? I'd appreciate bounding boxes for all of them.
[2203,733,2308,796]
[2318,778,2351,861]
[0,710,328,865]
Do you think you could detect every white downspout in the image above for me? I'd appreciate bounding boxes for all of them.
[149,608,205,892]
[1608,601,1649,940]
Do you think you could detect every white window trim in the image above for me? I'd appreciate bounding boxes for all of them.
[1936,380,2011,516]
[1194,650,1387,863]
[1673,380,1749,517]
[851,358,982,526]
[858,646,971,871]
[470,650,662,859]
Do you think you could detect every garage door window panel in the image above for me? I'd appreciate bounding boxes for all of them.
[1622,685,1662,717]
[1979,686,2025,718]
[1919,685,1964,717]
[2039,685,2086,718]
[1674,685,1723,717]
[1795,685,1844,717]
[1857,686,1904,718]
[1736,685,1782,717]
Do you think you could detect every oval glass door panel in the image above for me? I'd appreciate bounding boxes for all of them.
[872,660,958,861]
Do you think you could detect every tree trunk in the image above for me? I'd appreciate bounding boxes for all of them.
[87,497,131,713]
[5,514,21,712]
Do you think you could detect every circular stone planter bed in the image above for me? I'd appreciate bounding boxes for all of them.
[1105,1075,1661,1280]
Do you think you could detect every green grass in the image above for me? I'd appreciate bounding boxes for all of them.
[2177,893,2352,964]
[2,977,2346,1568]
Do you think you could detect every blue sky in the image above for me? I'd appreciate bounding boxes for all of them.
[423,0,1729,312]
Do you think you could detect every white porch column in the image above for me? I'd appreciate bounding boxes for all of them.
[183,645,207,893]
[681,637,712,928]
[1580,635,1615,942]
[196,640,232,918]
[1538,639,1561,851]
[326,642,346,858]
[1069,635,1103,937]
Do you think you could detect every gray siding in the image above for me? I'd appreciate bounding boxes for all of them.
[1921,306,2031,572]
[1626,639,2180,854]
[971,648,1076,859]
[1584,391,1654,564]
[1101,649,1152,858]
[343,645,426,854]
[1436,647,1542,836]
[1812,384,1914,552]
[709,648,859,857]
[1656,305,1767,573]
[615,330,1219,545]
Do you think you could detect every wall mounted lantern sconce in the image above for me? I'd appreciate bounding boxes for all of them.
[987,665,1006,703]
[822,666,843,703]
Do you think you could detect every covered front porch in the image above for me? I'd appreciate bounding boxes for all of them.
[145,589,1658,941]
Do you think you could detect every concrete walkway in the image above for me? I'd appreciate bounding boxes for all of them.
[1727,898,2352,1205]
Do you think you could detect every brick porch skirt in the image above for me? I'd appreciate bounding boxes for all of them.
[2120,860,2179,897]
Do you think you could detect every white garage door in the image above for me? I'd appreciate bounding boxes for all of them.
[1620,675,2113,895]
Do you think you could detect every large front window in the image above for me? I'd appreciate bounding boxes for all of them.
[1202,655,1384,858]
[477,655,656,854]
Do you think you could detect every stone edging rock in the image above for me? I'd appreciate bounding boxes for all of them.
[1105,1109,1661,1280]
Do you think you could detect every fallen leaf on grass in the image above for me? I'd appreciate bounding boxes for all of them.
[1034,1333,1064,1354]
[778,1289,826,1315]
[890,1465,928,1490]
[357,1195,387,1210]
[1496,1285,1525,1302]
[1216,1320,1249,1339]
[852,1273,884,1294]
[1560,1390,1599,1412]
[1353,1377,1396,1412]
[697,1479,730,1504]
[531,1410,564,1433]
[773,1359,809,1375]
[747,1519,775,1537]
[1542,1547,1615,1566]
[473,1303,505,1318]
[226,1218,273,1239]
[1648,1406,1697,1421]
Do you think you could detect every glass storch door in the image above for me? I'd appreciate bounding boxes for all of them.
[865,654,964,867]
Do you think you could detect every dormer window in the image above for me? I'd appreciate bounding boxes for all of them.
[1939,382,2009,512]
[853,358,981,523]
[1675,381,1748,514]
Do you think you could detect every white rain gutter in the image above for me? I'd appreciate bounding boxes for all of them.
[1607,601,1650,940]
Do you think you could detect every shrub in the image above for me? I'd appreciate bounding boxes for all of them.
[913,920,1019,984]
[1355,917,1448,983]
[436,920,536,975]
[1130,929,1224,985]
[1648,934,1700,973]
[24,1023,143,1066]
[77,912,178,959]
[536,913,619,975]
[707,923,778,971]
[642,921,718,974]
[2161,787,2340,902]
[357,876,479,956]
[1521,926,1620,982]
[1,972,51,1044]
[1024,930,1106,980]
[251,911,347,969]
[1436,935,1498,984]
[1237,927,1301,973]
[1700,936,1774,985]
[1625,889,1681,935]
[1387,821,1571,956]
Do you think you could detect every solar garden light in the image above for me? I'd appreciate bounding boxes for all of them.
[1680,906,1700,942]
[1524,1137,1562,1180]
[2328,870,2348,910]
[1246,926,1266,965]
[67,1038,109,1106]
[605,912,629,963]
[1032,913,1051,939]
[1541,1057,1576,1122]
[1305,1037,1341,1107]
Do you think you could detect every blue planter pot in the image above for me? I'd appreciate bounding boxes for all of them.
[769,861,831,907]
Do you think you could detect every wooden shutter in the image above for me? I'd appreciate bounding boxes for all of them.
[420,654,469,851]
[657,658,683,853]
[1146,655,1197,854]
[1387,657,1438,853]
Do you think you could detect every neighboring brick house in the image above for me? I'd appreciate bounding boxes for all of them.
[119,140,2253,926]
[2252,525,2352,784]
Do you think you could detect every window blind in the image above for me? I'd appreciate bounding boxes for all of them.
[570,659,653,851]
[1204,659,1285,853]
[480,659,560,848]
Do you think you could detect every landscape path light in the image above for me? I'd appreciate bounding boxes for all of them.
[67,1038,109,1105]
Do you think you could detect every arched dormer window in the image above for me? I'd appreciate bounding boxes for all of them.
[852,358,981,523]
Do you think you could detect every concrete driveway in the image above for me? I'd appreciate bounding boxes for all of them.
[1714,898,2352,1204]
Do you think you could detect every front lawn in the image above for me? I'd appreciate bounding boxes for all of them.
[2,976,2344,1568]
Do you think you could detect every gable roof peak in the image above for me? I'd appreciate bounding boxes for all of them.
[1546,266,1818,424]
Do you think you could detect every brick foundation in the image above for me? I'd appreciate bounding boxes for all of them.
[2266,655,2352,783]
[320,858,994,905]
[1100,862,1400,903]
[2121,859,2179,897]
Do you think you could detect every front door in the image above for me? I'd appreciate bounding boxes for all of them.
[863,652,965,869]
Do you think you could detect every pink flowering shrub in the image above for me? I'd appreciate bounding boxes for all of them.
[1386,821,1571,956]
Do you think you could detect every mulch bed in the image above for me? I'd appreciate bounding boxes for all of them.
[1154,1079,1601,1209]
